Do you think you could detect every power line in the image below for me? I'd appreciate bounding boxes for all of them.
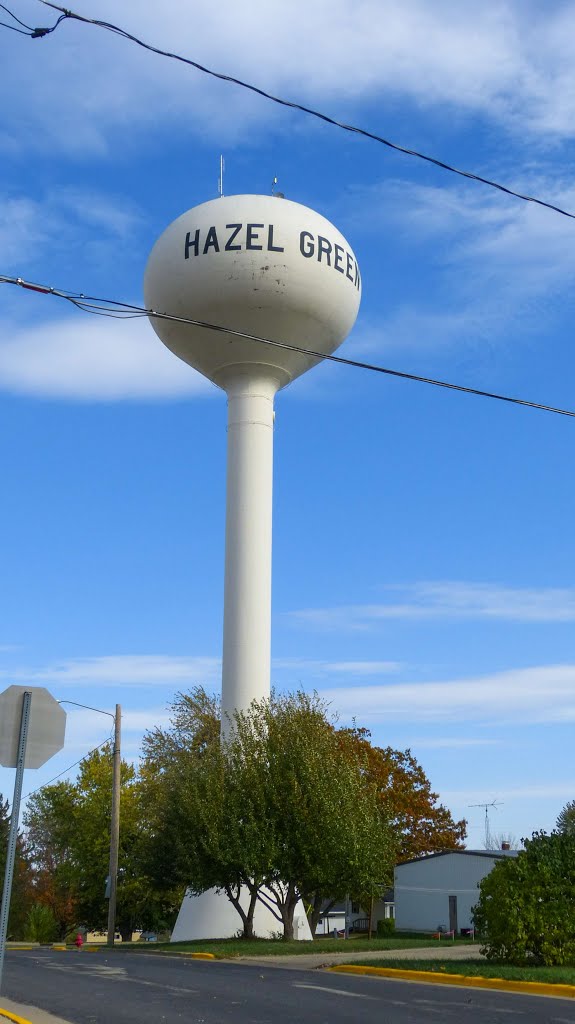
[58,699,115,720]
[2,272,574,419]
[21,735,113,802]
[1,0,568,222]
[0,2,32,33]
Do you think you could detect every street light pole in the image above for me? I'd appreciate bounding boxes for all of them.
[58,700,121,947]
[106,705,121,947]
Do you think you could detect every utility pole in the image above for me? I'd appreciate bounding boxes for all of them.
[106,704,121,946]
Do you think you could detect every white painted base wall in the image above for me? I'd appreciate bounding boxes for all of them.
[171,887,313,942]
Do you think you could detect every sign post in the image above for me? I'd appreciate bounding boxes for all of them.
[0,686,66,993]
[0,691,31,991]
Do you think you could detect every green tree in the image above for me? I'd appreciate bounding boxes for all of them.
[25,904,59,943]
[0,793,33,939]
[556,800,575,835]
[24,748,178,942]
[24,782,79,938]
[142,688,281,940]
[143,711,269,939]
[473,830,575,965]
[142,689,395,941]
[250,693,395,940]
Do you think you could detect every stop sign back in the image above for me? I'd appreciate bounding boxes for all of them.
[0,686,66,769]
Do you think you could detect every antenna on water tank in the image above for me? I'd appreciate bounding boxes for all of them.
[271,175,284,199]
[218,155,225,198]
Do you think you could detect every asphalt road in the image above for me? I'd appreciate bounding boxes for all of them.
[3,948,575,1024]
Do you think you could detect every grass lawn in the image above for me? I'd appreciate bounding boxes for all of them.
[110,935,476,958]
[351,958,575,986]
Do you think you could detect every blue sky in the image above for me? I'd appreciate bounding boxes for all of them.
[1,0,575,848]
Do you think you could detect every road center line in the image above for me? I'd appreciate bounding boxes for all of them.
[293,983,374,1000]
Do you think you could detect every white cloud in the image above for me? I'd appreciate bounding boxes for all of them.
[445,782,575,803]
[50,189,141,238]
[1,653,400,691]
[0,188,142,266]
[395,178,575,295]
[408,737,499,750]
[0,315,215,400]
[321,660,401,675]
[273,658,401,676]
[320,664,575,725]
[2,654,221,686]
[0,198,52,264]
[7,1,575,153]
[56,705,173,752]
[345,175,575,357]
[289,581,575,629]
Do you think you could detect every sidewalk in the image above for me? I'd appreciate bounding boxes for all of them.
[237,942,484,971]
[0,997,72,1024]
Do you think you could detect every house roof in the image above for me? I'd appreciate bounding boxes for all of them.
[397,849,519,867]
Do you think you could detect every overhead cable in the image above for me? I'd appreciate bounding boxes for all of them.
[1,1,569,221]
[22,735,113,801]
[1,273,574,419]
[0,1,33,32]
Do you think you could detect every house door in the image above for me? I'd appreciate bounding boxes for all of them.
[448,895,458,935]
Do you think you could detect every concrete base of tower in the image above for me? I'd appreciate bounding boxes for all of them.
[170,887,313,942]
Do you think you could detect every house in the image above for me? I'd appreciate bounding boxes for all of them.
[394,848,518,934]
[314,889,395,936]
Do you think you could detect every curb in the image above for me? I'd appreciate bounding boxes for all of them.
[111,949,218,960]
[0,1009,34,1024]
[50,945,103,953]
[329,964,575,999]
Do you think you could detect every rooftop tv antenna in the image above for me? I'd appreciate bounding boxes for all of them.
[469,799,503,849]
[218,155,225,198]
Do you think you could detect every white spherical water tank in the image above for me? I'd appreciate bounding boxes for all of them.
[144,194,361,390]
[144,195,361,943]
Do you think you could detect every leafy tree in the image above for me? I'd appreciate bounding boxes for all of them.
[24,748,178,942]
[0,793,33,939]
[24,783,79,938]
[246,693,395,940]
[473,830,575,965]
[140,689,234,924]
[337,728,467,861]
[141,688,270,939]
[556,800,575,835]
[25,904,59,943]
[142,689,395,941]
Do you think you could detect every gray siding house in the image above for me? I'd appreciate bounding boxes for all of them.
[394,850,517,934]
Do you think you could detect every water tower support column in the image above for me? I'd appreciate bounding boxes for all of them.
[221,372,279,731]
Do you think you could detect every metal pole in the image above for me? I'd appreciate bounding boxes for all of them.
[106,705,121,947]
[0,691,32,993]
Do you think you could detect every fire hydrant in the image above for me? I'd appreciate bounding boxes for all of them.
[74,932,84,950]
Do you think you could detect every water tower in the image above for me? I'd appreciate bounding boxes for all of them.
[145,194,361,939]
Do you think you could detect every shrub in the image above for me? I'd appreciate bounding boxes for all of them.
[473,830,575,966]
[377,918,395,936]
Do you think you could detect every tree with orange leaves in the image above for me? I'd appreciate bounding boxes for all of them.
[337,727,467,862]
